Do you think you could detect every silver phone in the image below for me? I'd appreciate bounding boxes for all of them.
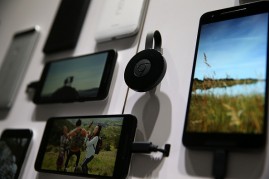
[0,26,39,109]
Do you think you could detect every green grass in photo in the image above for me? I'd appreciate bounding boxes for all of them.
[187,94,264,133]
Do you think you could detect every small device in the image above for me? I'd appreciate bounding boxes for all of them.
[132,142,171,157]
[0,129,33,179]
[33,50,117,104]
[95,0,147,42]
[43,0,91,53]
[35,114,137,179]
[124,30,166,92]
[0,27,39,109]
[183,2,269,150]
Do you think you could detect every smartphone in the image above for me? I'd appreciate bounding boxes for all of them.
[0,27,39,109]
[43,0,91,53]
[33,50,117,104]
[95,0,147,43]
[35,114,137,179]
[182,2,269,149]
[0,129,33,179]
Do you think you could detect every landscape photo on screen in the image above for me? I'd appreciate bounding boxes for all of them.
[40,53,108,100]
[187,13,268,134]
[41,117,123,177]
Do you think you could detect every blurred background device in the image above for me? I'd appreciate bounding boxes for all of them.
[0,27,39,109]
[43,0,91,53]
[0,129,33,179]
[95,0,148,42]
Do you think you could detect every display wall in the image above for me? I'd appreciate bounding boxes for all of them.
[0,0,268,178]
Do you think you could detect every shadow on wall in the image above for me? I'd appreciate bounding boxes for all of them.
[36,172,82,179]
[31,99,109,122]
[129,85,172,178]
[184,148,266,178]
[0,109,9,120]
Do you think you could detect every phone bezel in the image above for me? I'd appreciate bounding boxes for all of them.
[33,50,117,104]
[34,114,137,178]
[0,129,33,179]
[43,0,91,53]
[182,2,269,150]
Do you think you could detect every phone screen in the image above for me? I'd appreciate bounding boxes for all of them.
[35,115,137,178]
[34,50,117,104]
[183,4,269,149]
[0,129,32,179]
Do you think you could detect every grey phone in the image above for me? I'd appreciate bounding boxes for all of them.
[0,26,39,109]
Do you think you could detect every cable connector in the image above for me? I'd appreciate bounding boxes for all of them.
[131,142,171,157]
[26,81,39,94]
[212,150,228,179]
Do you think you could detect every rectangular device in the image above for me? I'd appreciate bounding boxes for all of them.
[182,2,269,149]
[33,50,117,104]
[0,27,39,109]
[0,129,33,179]
[35,114,137,179]
[43,0,91,53]
[95,0,147,43]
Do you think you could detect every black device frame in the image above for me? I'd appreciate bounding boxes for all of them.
[33,50,117,104]
[182,2,269,150]
[35,114,137,179]
[43,0,91,53]
[0,129,33,179]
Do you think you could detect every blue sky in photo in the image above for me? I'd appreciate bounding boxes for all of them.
[41,53,108,96]
[194,13,268,80]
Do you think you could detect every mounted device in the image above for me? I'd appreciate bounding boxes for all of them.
[124,30,166,92]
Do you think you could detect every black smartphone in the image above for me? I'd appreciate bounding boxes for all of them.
[33,50,117,104]
[43,0,91,53]
[182,2,269,149]
[35,114,137,179]
[0,129,33,179]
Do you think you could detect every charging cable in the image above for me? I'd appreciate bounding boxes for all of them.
[26,81,39,93]
[131,142,171,157]
[212,150,228,179]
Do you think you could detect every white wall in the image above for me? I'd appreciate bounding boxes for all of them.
[0,0,268,178]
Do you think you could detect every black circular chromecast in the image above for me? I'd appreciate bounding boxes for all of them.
[124,30,166,92]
